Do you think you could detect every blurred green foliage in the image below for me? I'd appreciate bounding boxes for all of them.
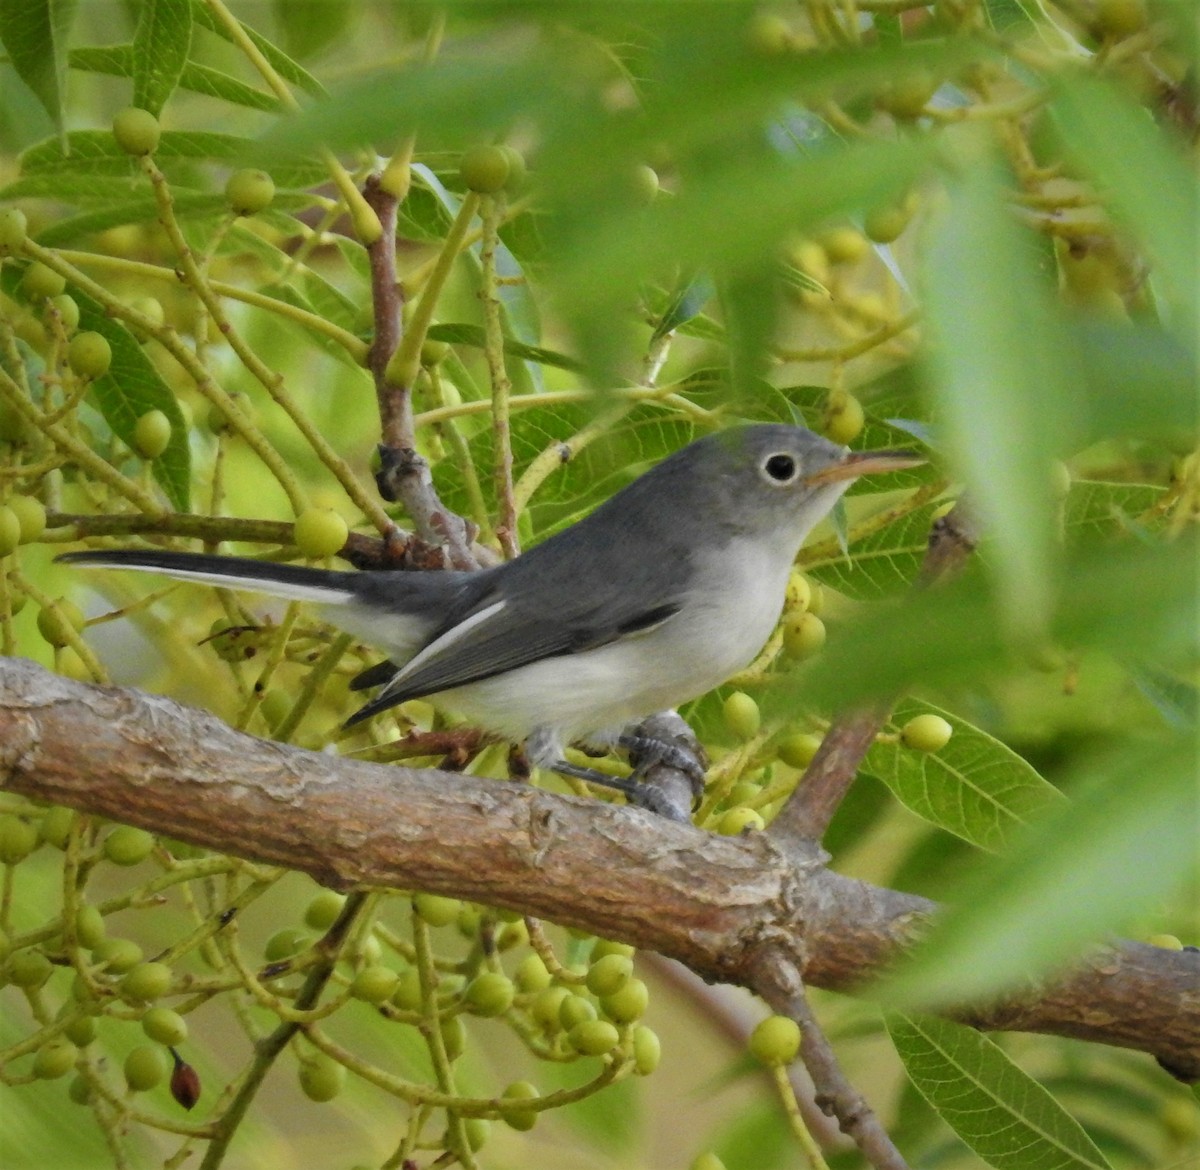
[0,1,1196,1168]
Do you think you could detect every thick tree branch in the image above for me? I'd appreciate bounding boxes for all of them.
[1,657,1196,1082]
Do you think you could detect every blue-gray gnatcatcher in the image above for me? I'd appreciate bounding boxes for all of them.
[60,424,919,797]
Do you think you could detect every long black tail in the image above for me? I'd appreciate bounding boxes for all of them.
[56,549,360,606]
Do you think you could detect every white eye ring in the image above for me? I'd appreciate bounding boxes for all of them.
[762,452,799,484]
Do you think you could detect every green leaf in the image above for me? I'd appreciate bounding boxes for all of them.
[553,133,935,322]
[132,0,193,116]
[648,274,715,345]
[70,45,280,111]
[73,291,190,511]
[887,1012,1112,1170]
[922,151,1080,639]
[1062,480,1164,543]
[772,535,1198,714]
[31,193,223,246]
[860,699,1065,852]
[19,130,327,188]
[983,0,1039,33]
[884,735,1195,1006]
[1051,75,1198,347]
[191,0,327,100]
[0,0,77,132]
[1072,321,1198,444]
[272,0,354,62]
[425,323,582,373]
[802,504,938,601]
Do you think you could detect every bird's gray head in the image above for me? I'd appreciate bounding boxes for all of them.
[676,423,908,545]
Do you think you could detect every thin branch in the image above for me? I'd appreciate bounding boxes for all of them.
[756,951,908,1170]
[772,502,981,846]
[1,658,1196,1080]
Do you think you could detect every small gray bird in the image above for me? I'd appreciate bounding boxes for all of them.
[60,425,918,794]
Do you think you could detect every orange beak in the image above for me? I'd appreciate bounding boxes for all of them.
[803,448,925,486]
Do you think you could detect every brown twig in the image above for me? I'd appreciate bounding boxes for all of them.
[364,175,411,453]
[362,176,479,570]
[772,502,981,847]
[756,950,909,1170]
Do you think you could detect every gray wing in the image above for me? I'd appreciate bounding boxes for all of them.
[351,476,708,719]
[345,582,683,725]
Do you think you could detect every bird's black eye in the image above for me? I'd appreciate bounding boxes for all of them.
[763,453,797,483]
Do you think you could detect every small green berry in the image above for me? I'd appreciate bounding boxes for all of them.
[531,985,570,1029]
[500,1080,540,1131]
[746,12,791,55]
[34,1041,78,1079]
[120,961,173,1002]
[786,572,812,612]
[37,597,85,647]
[92,936,143,974]
[464,971,515,1017]
[132,410,172,459]
[498,145,527,192]
[64,1014,96,1047]
[782,611,826,660]
[629,163,659,204]
[691,1154,727,1170]
[112,107,161,156]
[881,70,939,120]
[68,1073,92,1105]
[822,390,865,445]
[413,892,461,927]
[350,965,400,1005]
[299,1053,345,1102]
[463,1118,490,1151]
[0,814,39,863]
[777,732,822,769]
[420,338,450,367]
[591,938,635,961]
[568,1018,620,1056]
[293,507,348,558]
[1146,933,1184,951]
[390,967,423,1012]
[225,168,275,215]
[558,992,597,1032]
[586,953,633,997]
[0,508,19,558]
[900,713,953,753]
[9,495,46,544]
[440,1014,467,1061]
[8,949,53,987]
[67,331,112,380]
[819,226,870,265]
[459,144,510,193]
[515,953,552,993]
[864,202,912,245]
[206,392,255,434]
[633,1025,661,1075]
[46,294,80,333]
[717,807,765,836]
[749,1014,801,1065]
[304,890,347,930]
[124,1044,169,1091]
[21,261,67,301]
[0,208,27,255]
[1091,0,1147,38]
[74,905,107,950]
[142,1005,188,1045]
[263,928,309,963]
[723,691,761,742]
[600,976,649,1023]
[103,825,155,866]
